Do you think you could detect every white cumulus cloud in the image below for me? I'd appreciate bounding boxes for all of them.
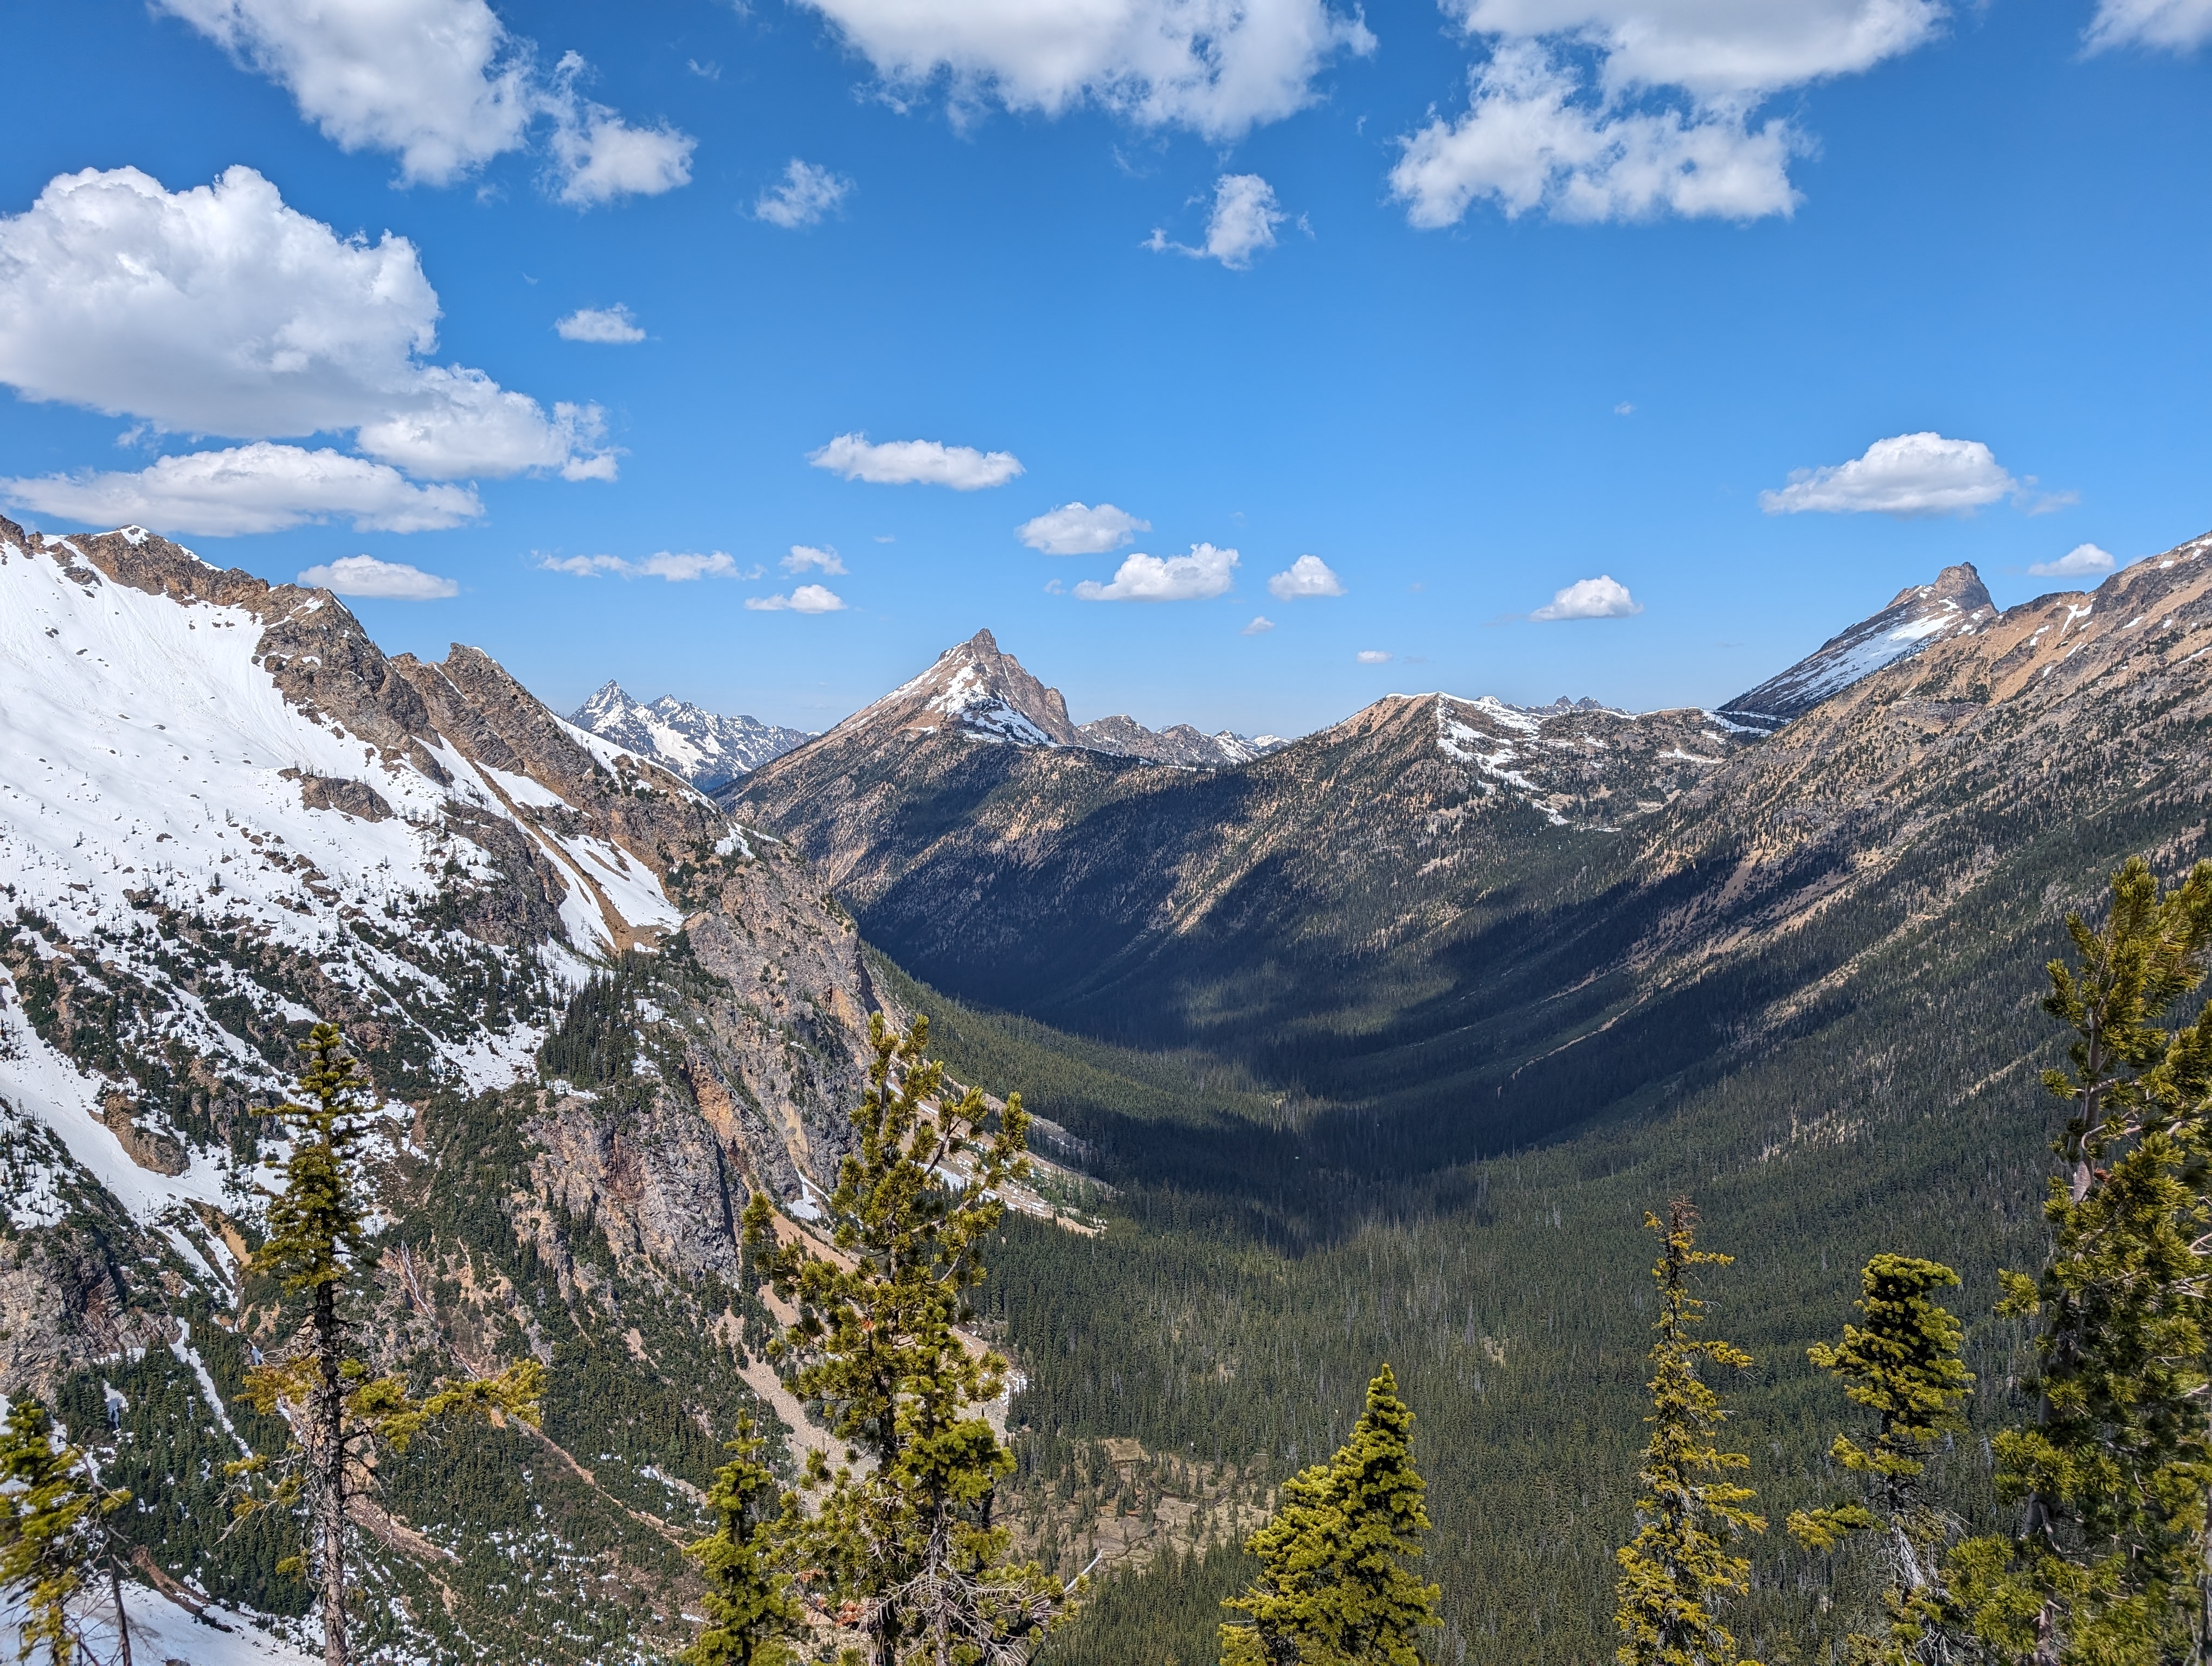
[1266,554,1345,598]
[791,0,1374,139]
[1759,432,2018,518]
[556,305,645,343]
[1147,174,1287,268]
[1356,649,1392,663]
[1242,615,1276,635]
[0,166,616,485]
[153,0,693,203]
[0,444,480,536]
[2086,0,2212,50]
[295,552,458,598]
[1391,1,1944,227]
[755,160,854,228]
[1530,574,1642,620]
[541,550,754,581]
[2028,543,2118,579]
[545,57,696,206]
[1018,502,1150,554]
[809,432,1024,489]
[1075,542,1238,601]
[784,544,847,574]
[747,584,848,613]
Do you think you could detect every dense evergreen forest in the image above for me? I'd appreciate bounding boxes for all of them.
[863,816,2140,1666]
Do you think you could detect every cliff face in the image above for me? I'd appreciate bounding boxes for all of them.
[0,516,889,1659]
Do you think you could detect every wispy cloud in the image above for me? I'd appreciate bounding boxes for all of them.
[555,304,645,343]
[540,550,758,580]
[1147,174,1285,270]
[1075,542,1238,601]
[809,432,1024,489]
[746,584,847,612]
[296,553,459,598]
[2,443,481,536]
[783,543,847,574]
[756,159,854,228]
[1018,501,1149,554]
[2028,543,2117,579]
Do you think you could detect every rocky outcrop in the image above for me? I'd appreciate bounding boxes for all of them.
[1717,562,1996,731]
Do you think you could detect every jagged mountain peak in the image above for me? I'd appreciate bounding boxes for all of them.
[568,681,813,789]
[833,628,1081,748]
[1718,561,1997,731]
[813,629,1288,765]
[1886,561,1992,612]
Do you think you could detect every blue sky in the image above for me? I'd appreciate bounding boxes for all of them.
[2,0,2208,738]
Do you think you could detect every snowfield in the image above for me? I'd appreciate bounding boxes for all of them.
[0,527,691,1248]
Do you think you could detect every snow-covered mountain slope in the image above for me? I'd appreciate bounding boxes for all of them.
[569,682,812,789]
[1717,562,1995,731]
[1423,694,1754,828]
[1075,714,1290,768]
[0,516,880,1394]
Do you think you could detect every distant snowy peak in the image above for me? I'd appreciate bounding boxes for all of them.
[832,629,1085,750]
[1077,714,1291,768]
[571,681,813,789]
[824,629,1287,767]
[1719,563,1996,731]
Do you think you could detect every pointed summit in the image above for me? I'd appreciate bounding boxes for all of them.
[1718,562,1995,731]
[829,628,1080,748]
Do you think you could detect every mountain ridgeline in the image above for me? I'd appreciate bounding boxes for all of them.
[6,509,2212,1666]
[726,548,2212,1193]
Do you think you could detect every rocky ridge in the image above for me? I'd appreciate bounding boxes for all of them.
[0,516,888,1660]
[726,542,2212,1099]
[1717,561,1995,731]
[570,681,813,789]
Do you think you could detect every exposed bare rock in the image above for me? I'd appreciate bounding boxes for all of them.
[289,772,395,823]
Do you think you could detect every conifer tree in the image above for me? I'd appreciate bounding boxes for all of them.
[0,1401,128,1666]
[1787,1255,1975,1666]
[684,1414,800,1666]
[1613,1199,1766,1666]
[1949,857,2212,1666]
[1219,1363,1441,1666]
[742,1013,1070,1666]
[229,1022,545,1666]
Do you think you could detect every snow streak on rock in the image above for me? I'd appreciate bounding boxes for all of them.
[1718,563,1996,731]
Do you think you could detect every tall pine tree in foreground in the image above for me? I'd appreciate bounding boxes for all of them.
[1949,857,2212,1666]
[0,1401,128,1666]
[1218,1363,1440,1666]
[1613,1199,1766,1666]
[743,1013,1071,1666]
[229,1022,544,1666]
[1788,1255,1975,1666]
